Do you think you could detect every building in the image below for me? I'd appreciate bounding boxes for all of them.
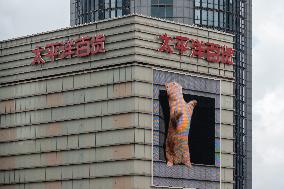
[0,15,235,188]
[71,1,252,189]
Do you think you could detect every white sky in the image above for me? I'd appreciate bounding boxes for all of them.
[0,0,283,188]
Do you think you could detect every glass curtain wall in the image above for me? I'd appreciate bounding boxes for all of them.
[194,0,234,30]
[74,0,130,25]
[194,1,250,188]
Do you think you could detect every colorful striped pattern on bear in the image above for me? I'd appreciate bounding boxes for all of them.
[165,82,197,167]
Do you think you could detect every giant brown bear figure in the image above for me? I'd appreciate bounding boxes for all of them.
[165,82,197,168]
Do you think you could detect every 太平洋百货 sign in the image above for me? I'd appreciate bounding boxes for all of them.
[158,33,234,65]
[31,34,105,65]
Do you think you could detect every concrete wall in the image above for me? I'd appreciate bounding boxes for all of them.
[0,15,234,189]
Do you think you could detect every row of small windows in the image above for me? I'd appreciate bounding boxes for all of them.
[75,0,130,24]
[195,9,234,29]
[103,0,123,19]
[195,0,233,12]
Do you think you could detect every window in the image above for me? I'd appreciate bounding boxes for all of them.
[111,9,115,17]
[229,0,233,12]
[195,9,201,24]
[208,10,213,26]
[166,6,173,18]
[105,10,110,18]
[202,0,207,7]
[208,0,213,9]
[219,0,224,10]
[220,12,224,27]
[214,0,219,9]
[111,0,115,8]
[195,9,201,20]
[214,11,218,27]
[202,10,207,25]
[105,0,110,9]
[117,8,122,16]
[151,0,173,19]
[117,0,122,7]
[195,0,200,7]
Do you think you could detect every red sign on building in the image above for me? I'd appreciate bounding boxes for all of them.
[158,33,234,65]
[31,34,106,65]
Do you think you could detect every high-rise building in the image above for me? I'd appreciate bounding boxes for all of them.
[70,1,252,189]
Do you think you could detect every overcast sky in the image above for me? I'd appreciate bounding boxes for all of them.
[0,0,283,188]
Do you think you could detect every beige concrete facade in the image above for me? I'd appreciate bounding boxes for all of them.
[0,15,234,189]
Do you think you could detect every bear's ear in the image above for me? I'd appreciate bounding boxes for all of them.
[188,100,197,108]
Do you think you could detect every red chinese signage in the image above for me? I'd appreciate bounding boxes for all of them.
[31,34,106,65]
[158,33,234,65]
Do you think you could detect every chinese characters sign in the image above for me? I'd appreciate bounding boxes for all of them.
[158,33,234,65]
[31,34,106,65]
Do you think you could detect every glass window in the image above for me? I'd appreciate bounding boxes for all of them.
[202,10,207,25]
[195,9,201,20]
[229,0,233,12]
[214,11,218,27]
[88,0,92,11]
[166,6,173,18]
[105,10,109,19]
[161,0,173,4]
[219,12,224,27]
[117,8,122,16]
[202,0,207,7]
[219,0,224,10]
[224,12,227,28]
[152,6,163,18]
[111,0,115,8]
[152,0,159,5]
[117,0,122,7]
[214,0,218,9]
[151,0,173,19]
[208,10,213,26]
[195,9,201,24]
[195,0,200,7]
[111,9,115,18]
[105,0,110,9]
[208,0,213,9]
[229,14,233,29]
[195,18,201,25]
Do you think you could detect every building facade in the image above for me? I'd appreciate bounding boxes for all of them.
[71,1,252,189]
[0,15,235,188]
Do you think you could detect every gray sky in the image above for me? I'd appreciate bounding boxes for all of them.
[0,0,283,188]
